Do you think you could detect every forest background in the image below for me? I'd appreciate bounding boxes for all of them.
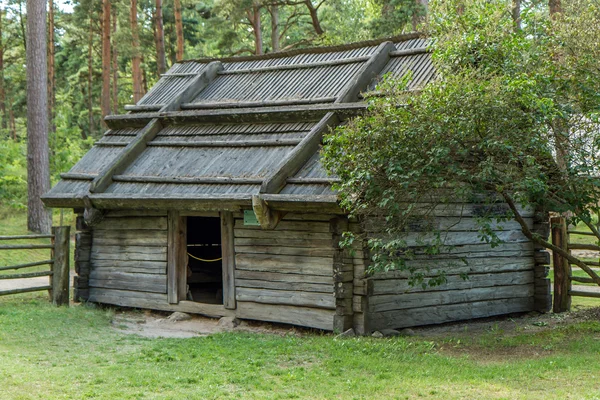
[0,0,426,210]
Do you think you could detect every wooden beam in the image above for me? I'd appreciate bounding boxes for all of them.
[104,103,366,129]
[260,112,339,195]
[167,210,187,304]
[60,173,96,181]
[146,139,301,147]
[335,41,396,103]
[90,118,163,194]
[51,226,70,306]
[218,56,370,75]
[124,104,164,112]
[158,61,223,112]
[389,47,429,57]
[252,195,286,230]
[112,175,263,185]
[88,193,253,211]
[220,211,236,309]
[180,97,336,110]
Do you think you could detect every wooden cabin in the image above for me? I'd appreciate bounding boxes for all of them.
[42,35,551,334]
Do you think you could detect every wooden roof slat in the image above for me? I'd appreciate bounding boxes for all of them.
[389,47,429,57]
[180,97,336,110]
[112,175,264,185]
[146,139,302,147]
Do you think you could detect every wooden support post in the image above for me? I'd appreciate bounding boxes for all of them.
[252,195,285,230]
[220,211,236,309]
[51,226,70,306]
[551,216,571,312]
[74,213,91,302]
[167,210,186,304]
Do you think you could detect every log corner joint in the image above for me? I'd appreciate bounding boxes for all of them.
[252,195,285,230]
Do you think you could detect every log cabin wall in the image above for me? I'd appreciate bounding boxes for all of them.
[87,211,169,308]
[233,213,339,331]
[357,203,539,333]
[74,213,92,301]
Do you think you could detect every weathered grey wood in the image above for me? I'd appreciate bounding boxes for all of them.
[0,244,54,250]
[235,253,333,276]
[0,286,52,296]
[91,250,167,262]
[106,210,167,217]
[368,271,535,295]
[91,245,167,256]
[331,216,353,332]
[112,175,264,185]
[159,61,223,112]
[94,142,128,147]
[147,139,302,147]
[252,195,285,230]
[236,301,334,330]
[104,102,366,129]
[286,178,341,184]
[124,104,164,112]
[258,194,343,213]
[90,118,163,194]
[88,193,252,211]
[90,265,167,274]
[181,97,337,110]
[368,258,535,280]
[234,220,330,233]
[361,216,533,233]
[221,211,236,309]
[0,270,53,280]
[93,230,168,246]
[569,243,600,251]
[88,288,235,318]
[167,210,184,303]
[234,229,332,240]
[0,259,53,272]
[234,237,334,248]
[234,270,334,285]
[0,234,54,240]
[259,112,339,195]
[335,41,396,103]
[570,276,595,284]
[218,56,370,75]
[368,297,534,331]
[236,278,332,293]
[236,287,335,309]
[94,217,168,230]
[567,231,597,236]
[389,47,428,57]
[236,213,338,222]
[369,230,529,247]
[235,245,335,257]
[51,226,70,306]
[369,284,534,313]
[74,214,92,302]
[89,270,167,293]
[91,259,168,269]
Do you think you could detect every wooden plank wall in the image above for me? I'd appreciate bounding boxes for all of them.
[74,213,91,301]
[233,213,337,331]
[87,210,169,307]
[356,204,538,332]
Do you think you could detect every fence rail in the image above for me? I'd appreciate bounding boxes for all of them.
[552,217,600,311]
[0,226,70,305]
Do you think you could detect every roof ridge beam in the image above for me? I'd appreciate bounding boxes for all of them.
[89,62,223,196]
[336,41,396,103]
[218,55,370,75]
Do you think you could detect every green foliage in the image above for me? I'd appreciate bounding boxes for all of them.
[0,139,26,208]
[323,0,600,280]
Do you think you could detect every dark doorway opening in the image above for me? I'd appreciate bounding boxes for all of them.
[186,217,223,304]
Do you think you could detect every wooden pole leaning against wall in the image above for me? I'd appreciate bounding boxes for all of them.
[50,226,70,306]
[551,216,571,312]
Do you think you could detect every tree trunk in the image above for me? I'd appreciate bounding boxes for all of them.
[9,104,16,140]
[247,5,263,55]
[131,0,144,103]
[549,0,561,17]
[48,0,56,134]
[512,0,521,31]
[112,3,118,114]
[269,4,280,52]
[101,0,111,125]
[85,1,93,139]
[26,0,51,233]
[174,0,184,61]
[154,0,167,74]
[0,7,6,133]
[304,0,323,35]
[412,0,428,30]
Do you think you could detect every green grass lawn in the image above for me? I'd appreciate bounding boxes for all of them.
[1,294,600,399]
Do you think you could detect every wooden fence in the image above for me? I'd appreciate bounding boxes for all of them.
[552,216,600,312]
[0,226,70,305]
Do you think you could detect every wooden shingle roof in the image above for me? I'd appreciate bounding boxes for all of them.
[43,34,434,213]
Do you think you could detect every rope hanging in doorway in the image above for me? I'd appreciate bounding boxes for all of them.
[187,252,222,262]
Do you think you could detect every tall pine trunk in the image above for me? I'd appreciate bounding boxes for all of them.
[85,1,93,139]
[154,0,166,74]
[0,7,6,133]
[112,3,118,114]
[512,0,521,31]
[101,0,111,125]
[174,0,184,61]
[247,5,263,55]
[26,0,51,233]
[131,0,144,103]
[269,5,279,52]
[48,0,56,134]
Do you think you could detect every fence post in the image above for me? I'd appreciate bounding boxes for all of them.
[551,217,571,312]
[51,226,70,306]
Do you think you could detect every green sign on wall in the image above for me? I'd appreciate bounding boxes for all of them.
[243,210,260,226]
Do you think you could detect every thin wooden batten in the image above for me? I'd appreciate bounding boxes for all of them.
[112,175,264,185]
